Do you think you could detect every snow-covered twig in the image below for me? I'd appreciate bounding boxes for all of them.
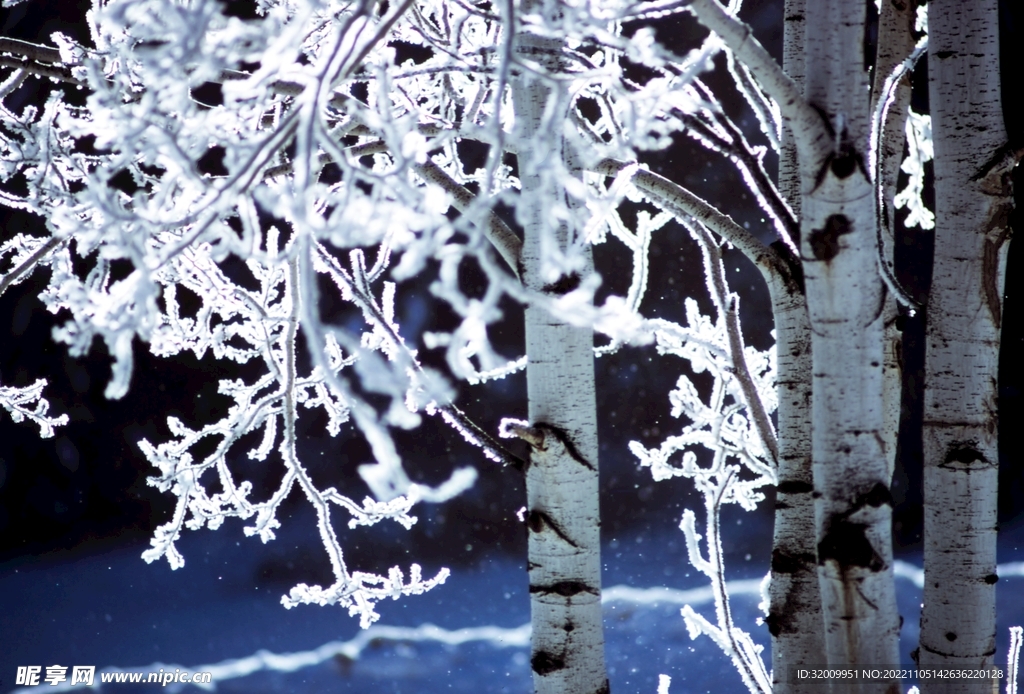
[628,207,776,691]
[1009,626,1023,694]
[0,377,67,438]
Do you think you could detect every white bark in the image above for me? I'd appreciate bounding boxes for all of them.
[690,0,901,684]
[767,279,824,693]
[512,22,609,694]
[779,0,805,219]
[768,1,827,689]
[801,0,900,686]
[919,1,1012,689]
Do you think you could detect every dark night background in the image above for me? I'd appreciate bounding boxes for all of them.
[0,0,1022,690]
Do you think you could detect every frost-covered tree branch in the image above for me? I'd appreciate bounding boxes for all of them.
[1,0,1019,691]
[630,215,776,693]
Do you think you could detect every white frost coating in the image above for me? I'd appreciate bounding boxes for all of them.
[630,234,775,694]
[465,356,528,385]
[0,378,68,438]
[630,292,776,491]
[894,110,934,230]
[0,0,747,639]
[282,564,451,629]
[0,0,1004,690]
[132,248,472,628]
[1009,626,1023,694]
[499,417,531,439]
[915,3,929,34]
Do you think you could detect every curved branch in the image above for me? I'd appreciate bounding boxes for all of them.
[413,158,522,278]
[870,37,927,311]
[312,242,526,470]
[680,99,798,252]
[592,158,802,296]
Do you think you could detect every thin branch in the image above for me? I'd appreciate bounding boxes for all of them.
[260,96,523,278]
[437,403,528,470]
[725,51,779,153]
[333,0,418,86]
[482,0,514,199]
[313,242,526,471]
[390,63,495,81]
[690,223,778,468]
[621,0,695,21]
[707,469,769,694]
[870,36,927,312]
[680,95,798,251]
[0,237,66,300]
[592,159,801,296]
[413,158,522,277]
[449,0,500,21]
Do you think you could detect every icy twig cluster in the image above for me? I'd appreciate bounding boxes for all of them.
[0,0,734,629]
[0,235,67,436]
[630,223,776,693]
[0,376,67,437]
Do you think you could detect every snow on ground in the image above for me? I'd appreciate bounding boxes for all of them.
[4,517,1024,694]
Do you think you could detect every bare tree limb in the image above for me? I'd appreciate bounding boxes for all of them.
[0,37,61,64]
[0,54,78,84]
[592,158,802,296]
[0,237,66,301]
[312,241,526,471]
[413,159,523,278]
[679,88,798,251]
[725,51,779,153]
[870,37,927,312]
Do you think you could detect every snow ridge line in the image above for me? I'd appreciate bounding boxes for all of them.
[11,563,1024,694]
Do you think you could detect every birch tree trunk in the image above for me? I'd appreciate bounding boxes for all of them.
[766,274,824,694]
[767,2,828,686]
[801,0,900,686]
[779,0,805,218]
[919,2,1012,689]
[512,17,609,694]
[688,0,901,686]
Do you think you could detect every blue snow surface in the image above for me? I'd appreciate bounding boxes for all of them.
[3,513,1024,694]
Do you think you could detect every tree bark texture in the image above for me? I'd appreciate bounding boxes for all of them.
[779,0,806,221]
[919,2,1011,690]
[801,0,901,688]
[513,23,609,694]
[769,3,827,683]
[767,280,825,694]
